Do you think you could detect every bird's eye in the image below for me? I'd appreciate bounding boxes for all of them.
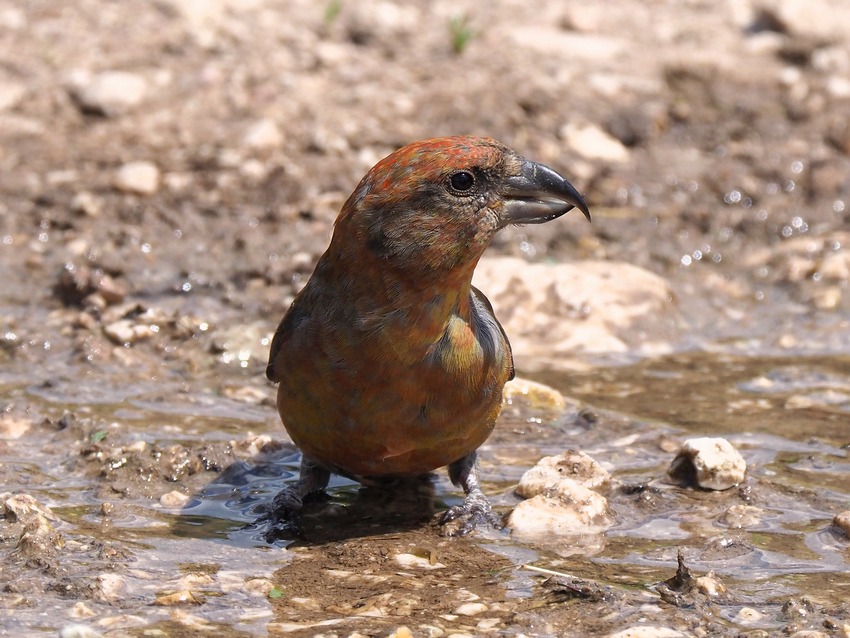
[449,171,475,192]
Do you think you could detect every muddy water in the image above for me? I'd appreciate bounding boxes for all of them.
[2,345,848,636]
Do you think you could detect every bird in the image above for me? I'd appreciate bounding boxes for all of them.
[265,135,590,538]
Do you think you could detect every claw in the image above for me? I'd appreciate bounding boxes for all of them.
[438,451,502,536]
[254,456,330,543]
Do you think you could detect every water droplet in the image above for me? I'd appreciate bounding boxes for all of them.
[38,232,48,243]
[693,250,703,261]
[680,255,692,266]
[784,180,795,192]
[757,209,768,221]
[790,160,804,174]
[2,236,12,245]
[834,200,846,213]
[173,228,183,239]
[781,226,793,237]
[755,291,765,301]
[141,243,152,253]
[791,216,804,229]
[712,253,722,263]
[724,190,743,204]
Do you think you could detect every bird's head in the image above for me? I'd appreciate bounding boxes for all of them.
[332,136,590,284]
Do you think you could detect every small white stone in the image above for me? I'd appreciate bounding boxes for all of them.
[104,319,154,345]
[0,81,25,111]
[832,511,850,537]
[667,437,746,491]
[242,118,283,150]
[453,602,488,616]
[695,572,726,597]
[60,625,103,638]
[561,123,630,163]
[503,377,568,411]
[72,71,147,116]
[114,161,160,195]
[607,627,684,638]
[734,607,765,624]
[96,573,126,603]
[159,491,189,507]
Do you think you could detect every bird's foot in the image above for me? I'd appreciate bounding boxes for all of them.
[256,488,305,542]
[438,489,503,537]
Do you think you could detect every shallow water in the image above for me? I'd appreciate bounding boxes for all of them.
[2,347,848,636]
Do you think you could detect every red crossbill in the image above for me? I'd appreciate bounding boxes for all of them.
[265,136,590,538]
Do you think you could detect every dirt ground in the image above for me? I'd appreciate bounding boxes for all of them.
[1,1,850,637]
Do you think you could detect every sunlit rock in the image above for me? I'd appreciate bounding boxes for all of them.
[666,437,746,490]
[607,627,685,638]
[832,511,850,538]
[718,504,763,528]
[507,485,609,538]
[69,70,147,117]
[114,161,160,195]
[473,258,678,367]
[515,450,610,498]
[503,377,569,411]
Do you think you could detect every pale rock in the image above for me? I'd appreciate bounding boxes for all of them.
[607,627,684,638]
[818,252,850,281]
[453,602,488,616]
[159,490,189,507]
[243,118,283,150]
[71,70,147,116]
[71,191,103,217]
[719,504,763,528]
[243,578,275,596]
[114,161,160,195]
[789,631,829,638]
[667,437,746,490]
[734,607,765,624]
[561,123,630,163]
[832,511,850,538]
[516,451,610,498]
[104,319,155,345]
[0,81,25,111]
[695,572,726,596]
[503,377,568,411]
[70,602,97,619]
[97,573,126,603]
[60,626,103,638]
[472,258,678,366]
[810,286,841,311]
[4,493,59,522]
[395,553,445,570]
[0,415,31,439]
[508,482,609,538]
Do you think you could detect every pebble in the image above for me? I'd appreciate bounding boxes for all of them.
[503,377,568,411]
[734,607,765,624]
[719,504,763,528]
[561,122,630,163]
[243,578,275,596]
[666,437,746,490]
[71,191,103,217]
[0,414,31,439]
[516,450,610,498]
[104,319,156,345]
[97,573,126,603]
[832,511,850,537]
[453,602,488,616]
[159,490,189,507]
[607,627,684,638]
[242,118,283,150]
[695,572,726,597]
[59,625,103,638]
[70,70,147,117]
[0,81,25,111]
[114,161,160,195]
[154,590,204,606]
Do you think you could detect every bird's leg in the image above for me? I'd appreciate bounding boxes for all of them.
[264,455,330,540]
[439,451,503,536]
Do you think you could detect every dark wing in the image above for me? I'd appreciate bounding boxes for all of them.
[265,296,309,382]
[470,285,515,381]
